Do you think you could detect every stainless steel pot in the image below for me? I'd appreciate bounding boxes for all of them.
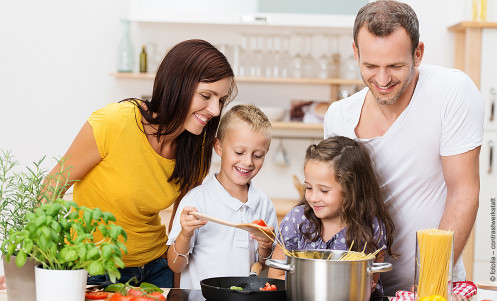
[266,250,392,301]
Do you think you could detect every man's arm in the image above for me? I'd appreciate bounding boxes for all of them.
[439,147,481,262]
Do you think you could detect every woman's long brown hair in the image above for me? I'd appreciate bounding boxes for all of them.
[299,136,397,257]
[125,39,237,192]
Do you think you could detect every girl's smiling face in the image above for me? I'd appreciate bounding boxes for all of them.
[214,120,270,192]
[304,160,344,223]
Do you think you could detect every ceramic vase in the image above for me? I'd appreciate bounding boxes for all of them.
[34,265,87,301]
[2,255,37,301]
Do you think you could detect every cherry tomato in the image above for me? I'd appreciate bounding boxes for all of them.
[130,293,166,301]
[127,288,143,296]
[251,219,267,227]
[110,293,134,301]
[85,291,109,299]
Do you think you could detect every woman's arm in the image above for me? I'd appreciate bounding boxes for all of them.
[45,122,101,197]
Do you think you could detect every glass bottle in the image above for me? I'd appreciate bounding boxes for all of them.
[117,20,134,73]
[140,45,147,73]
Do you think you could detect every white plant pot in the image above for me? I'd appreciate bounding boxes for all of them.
[34,265,88,301]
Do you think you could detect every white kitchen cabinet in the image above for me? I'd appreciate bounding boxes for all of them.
[449,22,497,281]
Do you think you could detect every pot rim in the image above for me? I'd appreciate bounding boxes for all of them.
[288,249,374,262]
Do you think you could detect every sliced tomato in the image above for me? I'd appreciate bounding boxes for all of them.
[110,293,134,301]
[251,219,267,227]
[85,291,109,299]
[260,282,277,291]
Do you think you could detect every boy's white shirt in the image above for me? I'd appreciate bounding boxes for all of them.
[166,174,278,289]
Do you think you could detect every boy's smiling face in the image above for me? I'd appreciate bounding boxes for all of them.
[214,120,270,193]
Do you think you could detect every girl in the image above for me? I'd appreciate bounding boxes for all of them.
[268,136,396,297]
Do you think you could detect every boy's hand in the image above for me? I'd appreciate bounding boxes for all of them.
[251,226,274,254]
[179,206,207,238]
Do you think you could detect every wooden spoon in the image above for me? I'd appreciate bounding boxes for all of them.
[189,212,273,239]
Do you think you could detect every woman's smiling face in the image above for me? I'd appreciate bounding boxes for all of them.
[182,78,232,135]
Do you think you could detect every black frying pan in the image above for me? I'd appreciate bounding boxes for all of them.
[200,276,286,301]
[200,262,286,301]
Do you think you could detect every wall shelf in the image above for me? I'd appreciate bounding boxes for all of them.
[110,72,363,86]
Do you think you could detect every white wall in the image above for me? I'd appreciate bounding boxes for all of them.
[0,0,495,201]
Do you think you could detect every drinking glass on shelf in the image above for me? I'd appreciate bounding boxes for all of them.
[262,35,273,78]
[238,34,250,77]
[291,33,304,78]
[301,33,317,78]
[279,35,291,78]
[316,34,331,79]
[254,34,264,77]
[271,35,281,78]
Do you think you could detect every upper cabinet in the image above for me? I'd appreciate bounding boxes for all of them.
[128,0,366,28]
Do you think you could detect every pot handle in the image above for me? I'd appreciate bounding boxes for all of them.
[265,259,294,274]
[368,262,393,275]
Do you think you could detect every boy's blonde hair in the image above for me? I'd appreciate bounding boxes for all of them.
[217,104,272,143]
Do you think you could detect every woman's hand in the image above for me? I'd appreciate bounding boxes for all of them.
[179,206,207,238]
[0,275,6,290]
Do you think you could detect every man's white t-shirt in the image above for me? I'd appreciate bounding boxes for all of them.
[324,64,484,295]
[167,175,278,289]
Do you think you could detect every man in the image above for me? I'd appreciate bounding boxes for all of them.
[324,0,484,296]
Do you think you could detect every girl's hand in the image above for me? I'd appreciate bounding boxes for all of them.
[0,275,5,290]
[179,206,207,238]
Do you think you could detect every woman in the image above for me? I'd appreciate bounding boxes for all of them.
[48,39,237,287]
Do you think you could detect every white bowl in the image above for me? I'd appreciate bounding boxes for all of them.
[259,106,286,122]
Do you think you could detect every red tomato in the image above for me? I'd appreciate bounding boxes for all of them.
[110,293,134,301]
[85,291,109,299]
[130,293,166,301]
[259,282,277,291]
[127,288,143,296]
[251,219,267,227]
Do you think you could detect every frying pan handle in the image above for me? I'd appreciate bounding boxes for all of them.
[250,262,262,276]
[368,262,393,275]
[265,259,294,274]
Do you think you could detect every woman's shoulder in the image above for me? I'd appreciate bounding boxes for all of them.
[89,101,138,126]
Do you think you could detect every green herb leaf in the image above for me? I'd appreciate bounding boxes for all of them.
[87,261,105,276]
[103,283,125,292]
[15,250,27,268]
[140,282,164,293]
[22,239,33,253]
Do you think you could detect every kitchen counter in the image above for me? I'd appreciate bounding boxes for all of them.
[0,289,393,300]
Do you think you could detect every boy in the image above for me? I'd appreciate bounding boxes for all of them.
[166,104,277,289]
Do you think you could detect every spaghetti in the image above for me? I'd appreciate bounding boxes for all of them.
[257,227,383,261]
[416,229,454,299]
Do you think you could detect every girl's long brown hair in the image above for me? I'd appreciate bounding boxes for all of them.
[299,136,396,257]
[125,39,237,192]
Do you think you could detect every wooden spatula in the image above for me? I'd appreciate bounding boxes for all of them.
[189,211,273,239]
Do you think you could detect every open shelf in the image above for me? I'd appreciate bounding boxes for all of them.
[110,72,363,86]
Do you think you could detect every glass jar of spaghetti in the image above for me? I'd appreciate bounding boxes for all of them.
[414,229,454,300]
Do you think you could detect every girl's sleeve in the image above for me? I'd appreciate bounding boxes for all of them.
[374,219,388,250]
[279,207,303,252]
